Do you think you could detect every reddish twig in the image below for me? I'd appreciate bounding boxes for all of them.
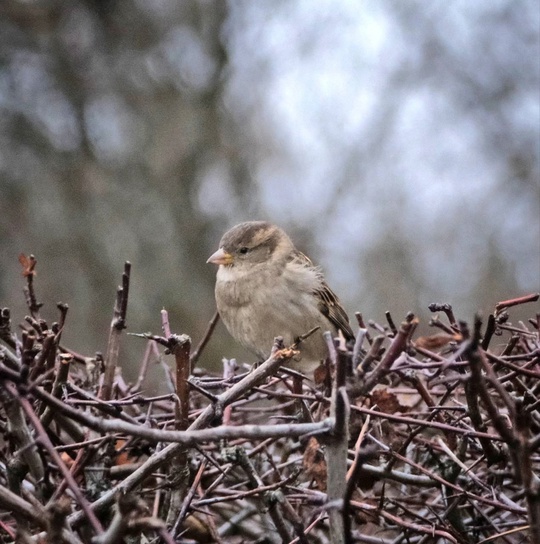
[495,293,539,315]
[100,262,131,401]
[4,382,103,535]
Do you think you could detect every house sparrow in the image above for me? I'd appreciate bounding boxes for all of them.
[207,221,354,373]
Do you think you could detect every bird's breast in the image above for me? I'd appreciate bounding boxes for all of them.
[214,264,333,362]
[215,266,263,307]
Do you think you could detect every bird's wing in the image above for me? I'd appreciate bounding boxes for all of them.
[290,250,355,341]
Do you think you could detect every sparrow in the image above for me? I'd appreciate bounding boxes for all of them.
[207,221,354,373]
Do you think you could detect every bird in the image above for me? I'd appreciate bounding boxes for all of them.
[207,221,354,373]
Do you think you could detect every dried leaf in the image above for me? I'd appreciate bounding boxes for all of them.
[18,253,37,277]
[303,437,327,490]
[183,514,214,543]
[370,385,421,413]
[115,439,131,466]
[370,386,401,414]
[313,362,327,385]
[414,333,461,350]
[60,452,75,468]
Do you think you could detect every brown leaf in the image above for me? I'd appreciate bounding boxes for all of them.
[370,386,401,414]
[313,362,328,385]
[183,514,214,543]
[303,437,327,490]
[370,385,421,413]
[60,452,75,468]
[18,253,37,277]
[414,333,461,350]
[115,439,132,466]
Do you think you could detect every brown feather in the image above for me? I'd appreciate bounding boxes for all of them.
[289,250,355,342]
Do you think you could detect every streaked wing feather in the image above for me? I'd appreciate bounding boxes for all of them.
[290,250,355,341]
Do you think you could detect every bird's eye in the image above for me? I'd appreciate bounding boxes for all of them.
[239,247,249,254]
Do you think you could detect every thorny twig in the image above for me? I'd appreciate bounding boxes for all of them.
[0,258,538,543]
[100,262,131,401]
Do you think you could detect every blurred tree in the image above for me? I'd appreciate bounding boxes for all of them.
[222,0,539,322]
[0,0,250,375]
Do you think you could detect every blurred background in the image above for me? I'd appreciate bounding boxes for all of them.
[1,0,538,379]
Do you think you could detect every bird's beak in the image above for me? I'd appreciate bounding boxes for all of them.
[207,247,234,265]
